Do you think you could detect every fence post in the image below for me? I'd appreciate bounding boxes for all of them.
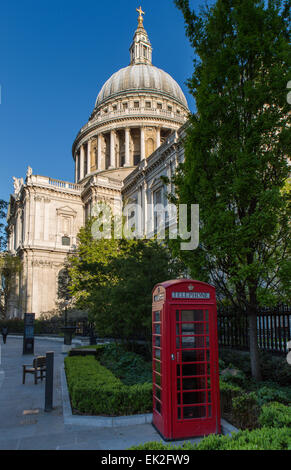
[44,351,54,412]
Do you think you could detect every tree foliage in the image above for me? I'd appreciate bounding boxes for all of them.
[0,200,8,252]
[0,253,22,318]
[67,219,186,345]
[173,0,291,379]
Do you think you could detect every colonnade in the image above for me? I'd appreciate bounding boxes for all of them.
[75,126,164,182]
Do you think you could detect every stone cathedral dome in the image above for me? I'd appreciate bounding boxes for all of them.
[95,64,188,109]
[72,7,189,184]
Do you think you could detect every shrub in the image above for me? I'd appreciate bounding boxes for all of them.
[98,343,152,386]
[219,379,242,415]
[231,392,260,430]
[64,356,152,416]
[258,402,291,428]
[220,367,247,387]
[219,348,291,387]
[129,427,291,450]
[256,384,291,407]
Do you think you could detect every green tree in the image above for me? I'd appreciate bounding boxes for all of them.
[0,253,22,318]
[0,200,22,318]
[0,200,8,252]
[172,0,291,380]
[67,219,185,347]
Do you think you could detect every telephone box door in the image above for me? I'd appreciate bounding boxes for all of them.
[170,305,220,438]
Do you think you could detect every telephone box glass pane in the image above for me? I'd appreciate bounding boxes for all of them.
[155,373,161,387]
[154,311,160,322]
[182,349,205,362]
[183,406,206,419]
[154,360,161,374]
[154,324,161,334]
[182,363,197,376]
[181,310,203,322]
[155,400,162,415]
[154,336,161,347]
[155,387,162,401]
[183,391,207,404]
[182,376,206,390]
[181,336,195,348]
[154,348,161,359]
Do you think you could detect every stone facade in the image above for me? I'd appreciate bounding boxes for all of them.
[6,12,189,318]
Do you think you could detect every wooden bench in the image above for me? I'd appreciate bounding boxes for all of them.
[22,356,47,385]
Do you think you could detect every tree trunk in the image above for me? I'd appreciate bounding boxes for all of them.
[248,309,262,381]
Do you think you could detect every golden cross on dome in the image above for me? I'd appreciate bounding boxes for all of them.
[136,6,145,26]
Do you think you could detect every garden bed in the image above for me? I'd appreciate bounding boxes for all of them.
[65,342,291,449]
[64,344,152,416]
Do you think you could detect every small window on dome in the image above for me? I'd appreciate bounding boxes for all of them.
[168,105,172,111]
[123,102,128,110]
[112,105,117,111]
[145,101,151,109]
[104,108,108,113]
[157,103,162,110]
[134,101,140,109]
[177,108,180,114]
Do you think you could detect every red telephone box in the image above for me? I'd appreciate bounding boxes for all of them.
[152,279,221,440]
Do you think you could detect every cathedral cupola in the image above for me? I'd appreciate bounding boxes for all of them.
[129,6,153,65]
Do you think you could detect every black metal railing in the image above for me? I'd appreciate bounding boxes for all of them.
[217,304,291,355]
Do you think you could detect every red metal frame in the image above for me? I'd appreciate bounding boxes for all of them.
[152,279,221,440]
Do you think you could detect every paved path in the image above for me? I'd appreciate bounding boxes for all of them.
[0,337,202,450]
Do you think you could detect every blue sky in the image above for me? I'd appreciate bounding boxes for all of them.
[0,0,205,203]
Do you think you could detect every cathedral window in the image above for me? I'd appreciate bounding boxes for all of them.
[62,236,71,246]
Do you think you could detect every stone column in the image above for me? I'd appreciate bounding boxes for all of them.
[97,134,103,170]
[143,181,149,236]
[75,154,78,183]
[140,127,145,160]
[79,144,85,180]
[87,140,91,175]
[124,128,131,167]
[110,130,115,168]
[156,127,161,148]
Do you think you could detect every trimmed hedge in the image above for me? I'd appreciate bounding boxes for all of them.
[64,355,152,416]
[129,427,291,450]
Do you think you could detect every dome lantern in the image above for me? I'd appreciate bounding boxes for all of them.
[129,6,152,66]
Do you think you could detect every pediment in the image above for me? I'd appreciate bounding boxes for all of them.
[56,206,77,216]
